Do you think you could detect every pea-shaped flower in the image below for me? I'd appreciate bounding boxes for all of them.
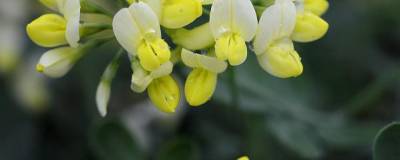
[291,0,329,42]
[181,49,227,106]
[27,0,81,47]
[130,58,180,113]
[209,0,258,66]
[113,2,171,72]
[253,0,303,78]
[127,0,203,29]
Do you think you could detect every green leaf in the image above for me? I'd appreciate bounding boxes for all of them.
[267,118,323,159]
[156,138,200,160]
[373,122,400,160]
[90,119,142,160]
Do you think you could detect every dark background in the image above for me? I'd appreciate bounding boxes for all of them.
[1,0,400,160]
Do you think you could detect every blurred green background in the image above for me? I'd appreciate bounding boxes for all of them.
[1,0,400,160]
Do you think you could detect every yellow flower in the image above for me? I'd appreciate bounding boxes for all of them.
[127,0,203,29]
[31,0,81,47]
[161,0,202,28]
[147,75,180,113]
[210,0,258,66]
[130,59,179,113]
[181,49,227,106]
[292,12,329,42]
[292,0,329,42]
[237,156,250,160]
[257,39,303,78]
[304,0,329,16]
[253,0,303,78]
[113,2,171,71]
[26,14,68,47]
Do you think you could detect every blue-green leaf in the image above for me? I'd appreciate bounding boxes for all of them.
[373,122,400,160]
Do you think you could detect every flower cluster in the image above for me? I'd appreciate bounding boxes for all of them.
[26,0,329,116]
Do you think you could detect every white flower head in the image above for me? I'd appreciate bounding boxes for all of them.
[113,2,161,56]
[209,0,258,66]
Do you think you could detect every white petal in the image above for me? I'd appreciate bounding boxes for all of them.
[131,60,152,93]
[253,0,297,55]
[96,81,110,117]
[128,2,161,37]
[181,49,227,73]
[38,47,78,78]
[64,0,81,48]
[130,60,172,93]
[231,0,258,41]
[113,8,142,55]
[210,0,258,41]
[209,0,231,38]
[150,61,173,78]
[113,2,161,56]
[142,0,162,19]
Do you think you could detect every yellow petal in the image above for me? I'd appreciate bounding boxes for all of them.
[147,75,180,113]
[185,68,217,106]
[292,12,329,43]
[215,33,247,66]
[26,14,67,47]
[161,0,203,28]
[137,37,171,71]
[257,40,303,78]
[304,0,329,16]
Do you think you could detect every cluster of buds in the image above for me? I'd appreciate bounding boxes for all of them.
[26,0,329,116]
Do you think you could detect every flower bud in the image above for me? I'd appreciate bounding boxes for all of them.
[161,0,203,28]
[292,12,329,43]
[137,37,171,71]
[36,47,81,78]
[26,14,68,47]
[215,33,247,66]
[185,68,217,106]
[147,76,180,113]
[166,23,214,50]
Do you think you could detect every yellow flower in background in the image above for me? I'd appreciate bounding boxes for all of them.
[292,0,329,42]
[34,0,81,47]
[127,0,203,29]
[181,49,227,106]
[253,0,303,78]
[210,0,258,66]
[113,2,171,71]
[237,156,250,160]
